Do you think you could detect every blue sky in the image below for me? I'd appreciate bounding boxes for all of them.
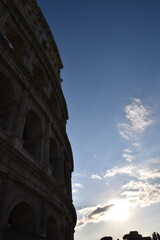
[37,1,160,239]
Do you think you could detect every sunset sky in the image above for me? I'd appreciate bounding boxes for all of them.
[37,1,160,239]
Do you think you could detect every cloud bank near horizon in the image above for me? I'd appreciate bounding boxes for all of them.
[73,98,160,230]
[75,159,160,228]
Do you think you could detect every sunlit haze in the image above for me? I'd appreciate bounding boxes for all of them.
[38,1,160,239]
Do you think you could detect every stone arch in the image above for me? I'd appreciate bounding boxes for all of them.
[4,28,26,56]
[0,74,15,131]
[23,110,43,161]
[49,138,61,182]
[2,22,33,70]
[7,202,35,235]
[46,216,59,240]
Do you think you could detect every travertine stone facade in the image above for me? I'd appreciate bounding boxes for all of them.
[0,0,76,239]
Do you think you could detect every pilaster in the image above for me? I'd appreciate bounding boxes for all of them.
[9,89,29,149]
[43,121,52,175]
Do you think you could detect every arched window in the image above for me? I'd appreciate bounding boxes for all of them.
[23,110,42,161]
[49,138,60,182]
[8,202,35,235]
[3,26,32,70]
[46,216,59,240]
[4,28,26,55]
[0,75,15,131]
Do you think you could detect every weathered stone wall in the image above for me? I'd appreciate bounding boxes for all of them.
[0,0,76,239]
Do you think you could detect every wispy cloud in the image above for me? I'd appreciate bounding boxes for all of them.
[91,174,102,180]
[121,180,160,207]
[132,142,141,148]
[104,163,160,181]
[72,183,84,194]
[73,172,86,177]
[105,165,135,178]
[122,148,134,162]
[118,98,155,164]
[73,183,84,188]
[72,189,78,193]
[104,160,160,209]
[118,98,154,140]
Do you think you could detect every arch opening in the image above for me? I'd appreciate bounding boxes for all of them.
[2,26,32,70]
[4,29,26,55]
[8,202,35,235]
[23,110,42,161]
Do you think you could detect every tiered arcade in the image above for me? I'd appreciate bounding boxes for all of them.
[0,0,76,239]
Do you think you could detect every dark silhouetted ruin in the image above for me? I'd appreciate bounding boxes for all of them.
[0,0,76,239]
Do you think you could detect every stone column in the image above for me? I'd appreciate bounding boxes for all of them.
[59,216,66,240]
[66,220,74,240]
[64,218,72,240]
[58,150,66,192]
[51,152,62,185]
[67,174,72,197]
[42,121,52,175]
[9,89,29,149]
[64,160,72,198]
[39,200,47,238]
[5,101,18,133]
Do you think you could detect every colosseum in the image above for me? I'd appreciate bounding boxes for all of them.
[0,0,76,239]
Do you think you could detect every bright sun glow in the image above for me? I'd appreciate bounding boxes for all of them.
[107,200,131,221]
